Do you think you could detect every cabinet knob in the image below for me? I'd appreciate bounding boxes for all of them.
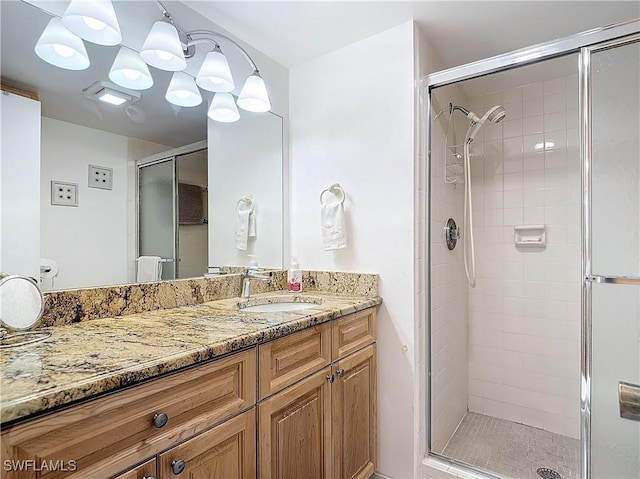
[142,476,156,479]
[326,374,335,383]
[152,412,169,428]
[336,368,345,377]
[171,460,186,475]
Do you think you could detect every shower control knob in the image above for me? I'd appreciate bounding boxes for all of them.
[445,218,460,250]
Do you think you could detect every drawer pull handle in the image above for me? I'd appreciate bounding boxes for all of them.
[171,460,186,475]
[336,368,345,377]
[152,412,169,428]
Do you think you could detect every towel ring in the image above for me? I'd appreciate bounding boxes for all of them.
[320,183,345,205]
[237,196,254,214]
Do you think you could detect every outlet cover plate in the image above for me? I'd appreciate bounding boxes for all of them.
[51,181,78,206]
[88,165,113,190]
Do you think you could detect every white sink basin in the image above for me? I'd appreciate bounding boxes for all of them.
[238,296,323,313]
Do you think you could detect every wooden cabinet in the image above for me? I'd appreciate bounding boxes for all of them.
[332,308,376,360]
[1,349,255,479]
[158,409,255,479]
[332,344,377,479]
[258,368,332,479]
[258,308,377,479]
[258,323,331,399]
[1,307,377,479]
[113,459,156,479]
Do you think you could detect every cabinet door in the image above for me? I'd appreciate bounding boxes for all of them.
[332,344,376,479]
[113,459,156,479]
[258,367,332,479]
[158,409,255,479]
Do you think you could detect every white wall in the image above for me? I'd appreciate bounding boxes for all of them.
[208,112,283,269]
[41,118,129,290]
[466,74,581,438]
[290,22,416,479]
[0,92,41,279]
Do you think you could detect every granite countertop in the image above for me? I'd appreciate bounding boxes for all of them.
[0,291,381,425]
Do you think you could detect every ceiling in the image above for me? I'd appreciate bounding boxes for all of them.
[1,1,638,146]
[185,1,639,69]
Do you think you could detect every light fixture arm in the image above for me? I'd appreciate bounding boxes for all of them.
[186,30,259,72]
[154,0,176,25]
[152,1,260,73]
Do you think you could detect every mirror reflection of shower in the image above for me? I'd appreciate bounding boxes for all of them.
[448,102,506,287]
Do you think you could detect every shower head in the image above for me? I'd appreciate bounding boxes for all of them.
[451,103,507,125]
[484,105,507,124]
[467,105,507,142]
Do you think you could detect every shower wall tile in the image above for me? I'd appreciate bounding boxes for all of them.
[467,74,581,439]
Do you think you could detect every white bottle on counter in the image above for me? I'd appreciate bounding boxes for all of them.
[287,258,302,293]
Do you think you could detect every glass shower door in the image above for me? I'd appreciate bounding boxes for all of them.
[588,36,640,479]
[138,158,177,280]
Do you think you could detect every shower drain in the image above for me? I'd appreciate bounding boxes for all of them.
[537,467,562,479]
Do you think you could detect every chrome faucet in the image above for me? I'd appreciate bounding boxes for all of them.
[242,267,270,298]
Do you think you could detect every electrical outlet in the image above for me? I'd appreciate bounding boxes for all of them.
[51,181,78,207]
[88,165,113,190]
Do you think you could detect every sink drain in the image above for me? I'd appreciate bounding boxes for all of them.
[537,468,562,479]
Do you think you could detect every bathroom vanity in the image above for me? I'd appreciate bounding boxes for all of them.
[0,284,380,479]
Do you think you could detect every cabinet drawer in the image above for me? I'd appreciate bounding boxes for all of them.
[258,323,331,399]
[158,409,255,479]
[332,308,376,360]
[1,349,256,479]
[111,458,156,479]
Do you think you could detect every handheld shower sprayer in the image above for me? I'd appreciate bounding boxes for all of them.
[448,103,507,287]
[450,103,507,142]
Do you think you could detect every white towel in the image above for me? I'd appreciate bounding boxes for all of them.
[236,209,249,250]
[137,256,162,282]
[248,210,256,237]
[321,201,347,250]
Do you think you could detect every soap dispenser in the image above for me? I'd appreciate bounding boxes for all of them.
[287,258,302,293]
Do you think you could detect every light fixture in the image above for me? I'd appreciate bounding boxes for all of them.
[84,80,140,107]
[140,21,187,72]
[62,0,121,46]
[208,93,240,123]
[237,71,271,112]
[166,72,202,107]
[35,17,90,71]
[34,4,272,121]
[196,46,234,92]
[109,47,153,90]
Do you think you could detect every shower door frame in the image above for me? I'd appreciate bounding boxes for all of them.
[136,140,208,281]
[422,18,640,479]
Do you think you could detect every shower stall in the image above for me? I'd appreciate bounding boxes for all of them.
[424,20,639,479]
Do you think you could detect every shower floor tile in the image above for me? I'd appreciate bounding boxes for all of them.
[442,412,580,479]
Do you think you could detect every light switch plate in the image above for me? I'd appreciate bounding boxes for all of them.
[51,181,78,206]
[88,165,113,190]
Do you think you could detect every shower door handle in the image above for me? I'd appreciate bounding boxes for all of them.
[619,381,640,420]
[589,275,640,285]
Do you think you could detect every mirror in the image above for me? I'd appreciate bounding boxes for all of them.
[0,0,283,291]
